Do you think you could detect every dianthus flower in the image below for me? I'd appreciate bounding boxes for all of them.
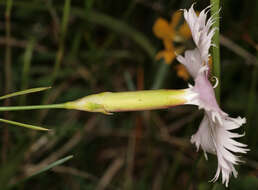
[176,5,249,187]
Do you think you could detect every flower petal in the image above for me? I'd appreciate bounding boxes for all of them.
[176,48,203,78]
[175,64,190,80]
[178,22,192,39]
[191,114,216,159]
[191,111,248,187]
[183,4,216,63]
[178,4,248,187]
[170,11,182,28]
[153,18,175,40]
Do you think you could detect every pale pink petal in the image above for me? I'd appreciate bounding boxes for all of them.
[178,4,248,187]
[176,49,203,79]
[183,4,216,63]
[191,111,248,187]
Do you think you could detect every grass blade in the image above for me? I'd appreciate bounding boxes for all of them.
[27,155,74,179]
[8,155,74,188]
[0,118,49,131]
[50,0,71,84]
[20,38,35,105]
[0,87,51,100]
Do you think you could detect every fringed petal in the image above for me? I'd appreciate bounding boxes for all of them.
[182,4,216,63]
[178,4,248,187]
[191,111,248,187]
[176,48,203,78]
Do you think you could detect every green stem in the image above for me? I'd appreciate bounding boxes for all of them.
[0,104,65,111]
[20,38,35,105]
[210,0,221,103]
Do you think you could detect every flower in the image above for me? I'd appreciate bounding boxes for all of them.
[175,64,190,81]
[177,4,249,187]
[175,55,212,81]
[153,11,191,65]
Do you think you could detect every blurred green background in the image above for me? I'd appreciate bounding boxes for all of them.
[0,0,258,189]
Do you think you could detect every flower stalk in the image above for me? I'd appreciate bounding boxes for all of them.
[0,104,65,112]
[210,0,221,102]
[65,90,187,114]
[0,90,188,113]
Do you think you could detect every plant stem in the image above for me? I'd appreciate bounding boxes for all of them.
[20,38,35,105]
[210,0,221,103]
[0,104,65,112]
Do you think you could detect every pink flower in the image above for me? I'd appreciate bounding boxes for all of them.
[177,4,249,187]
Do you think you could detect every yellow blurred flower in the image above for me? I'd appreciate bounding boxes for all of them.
[155,39,176,64]
[175,64,190,81]
[153,11,204,81]
[153,11,192,65]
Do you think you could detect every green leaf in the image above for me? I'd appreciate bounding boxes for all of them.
[8,155,74,188]
[27,155,74,179]
[0,118,49,131]
[0,87,51,100]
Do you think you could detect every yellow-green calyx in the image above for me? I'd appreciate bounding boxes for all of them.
[65,89,188,114]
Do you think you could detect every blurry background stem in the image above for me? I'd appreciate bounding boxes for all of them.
[4,0,13,94]
[151,60,170,89]
[50,0,70,85]
[19,38,35,106]
[3,0,13,164]
[210,0,221,103]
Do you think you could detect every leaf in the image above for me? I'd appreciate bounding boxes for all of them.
[27,155,74,179]
[0,87,51,100]
[8,155,74,188]
[0,118,49,131]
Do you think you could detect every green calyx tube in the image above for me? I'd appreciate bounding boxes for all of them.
[65,89,188,114]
